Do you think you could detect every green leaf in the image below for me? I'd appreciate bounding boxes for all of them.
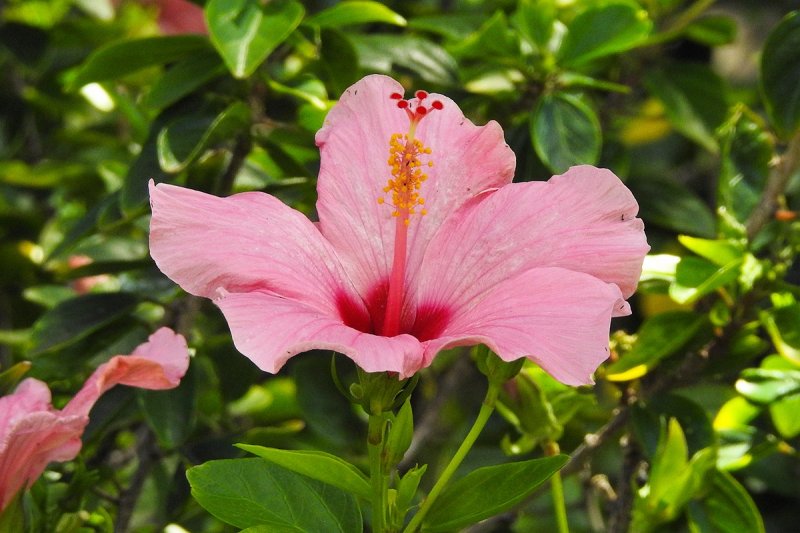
[397,465,426,516]
[645,63,729,152]
[760,303,800,365]
[187,458,362,532]
[736,368,800,404]
[205,0,304,78]
[422,455,567,532]
[531,93,601,173]
[306,1,406,28]
[143,50,226,110]
[350,35,458,86]
[139,365,196,448]
[606,311,707,381]
[319,29,360,96]
[157,101,250,173]
[513,0,556,51]
[557,1,651,67]
[685,15,738,46]
[450,11,519,60]
[717,108,773,231]
[758,356,800,438]
[688,470,765,533]
[760,11,800,135]
[628,176,716,237]
[235,444,371,501]
[68,35,209,89]
[385,400,414,468]
[29,292,139,355]
[677,236,744,267]
[669,257,742,305]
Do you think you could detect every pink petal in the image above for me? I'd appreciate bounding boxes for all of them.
[0,328,189,511]
[63,327,190,417]
[315,74,515,298]
[215,290,425,377]
[149,181,363,317]
[411,165,649,319]
[0,410,84,512]
[423,268,625,385]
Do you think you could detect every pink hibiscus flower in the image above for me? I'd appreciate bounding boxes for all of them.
[0,328,189,512]
[149,75,648,385]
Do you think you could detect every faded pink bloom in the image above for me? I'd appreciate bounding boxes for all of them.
[0,328,189,512]
[149,75,648,385]
[67,255,110,294]
[117,0,206,35]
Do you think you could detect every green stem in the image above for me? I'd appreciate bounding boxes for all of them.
[645,0,716,46]
[403,382,500,533]
[550,469,569,533]
[369,413,388,533]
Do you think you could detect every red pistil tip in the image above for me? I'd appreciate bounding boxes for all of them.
[431,100,443,110]
[416,106,428,116]
[390,92,403,100]
[397,100,409,109]
[415,90,428,100]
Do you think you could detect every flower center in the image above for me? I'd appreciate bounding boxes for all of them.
[379,90,443,337]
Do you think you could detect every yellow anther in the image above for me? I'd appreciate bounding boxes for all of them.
[378,131,433,223]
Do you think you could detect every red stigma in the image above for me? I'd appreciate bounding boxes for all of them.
[415,90,428,100]
[416,106,428,116]
[390,92,403,100]
[431,100,443,110]
[397,100,409,109]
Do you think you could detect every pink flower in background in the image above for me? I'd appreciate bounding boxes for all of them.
[0,328,189,512]
[149,75,648,385]
[153,0,206,35]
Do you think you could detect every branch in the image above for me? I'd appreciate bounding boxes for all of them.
[746,130,800,239]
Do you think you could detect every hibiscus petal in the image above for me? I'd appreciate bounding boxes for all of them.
[0,411,84,512]
[63,327,190,417]
[215,290,425,377]
[149,181,362,317]
[315,74,515,297]
[423,267,624,385]
[412,165,649,317]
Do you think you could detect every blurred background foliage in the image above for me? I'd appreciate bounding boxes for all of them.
[1,0,799,531]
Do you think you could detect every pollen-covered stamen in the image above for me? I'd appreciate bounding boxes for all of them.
[380,89,442,337]
[377,133,432,223]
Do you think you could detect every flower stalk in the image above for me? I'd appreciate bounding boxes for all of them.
[402,381,501,533]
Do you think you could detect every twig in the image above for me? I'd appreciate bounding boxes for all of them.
[115,426,158,533]
[746,130,800,239]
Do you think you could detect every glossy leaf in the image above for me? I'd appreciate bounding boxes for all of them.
[205,0,304,78]
[687,470,765,533]
[350,35,458,86]
[760,304,800,364]
[645,63,729,152]
[761,11,800,135]
[143,50,226,110]
[187,458,362,532]
[678,236,744,267]
[531,93,601,173]
[68,35,209,89]
[139,364,196,448]
[606,311,707,381]
[669,257,742,305]
[421,455,567,532]
[236,444,371,501]
[629,176,716,237]
[157,101,250,173]
[736,368,800,404]
[29,292,139,355]
[306,1,406,28]
[717,108,773,232]
[513,0,556,50]
[557,1,651,67]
